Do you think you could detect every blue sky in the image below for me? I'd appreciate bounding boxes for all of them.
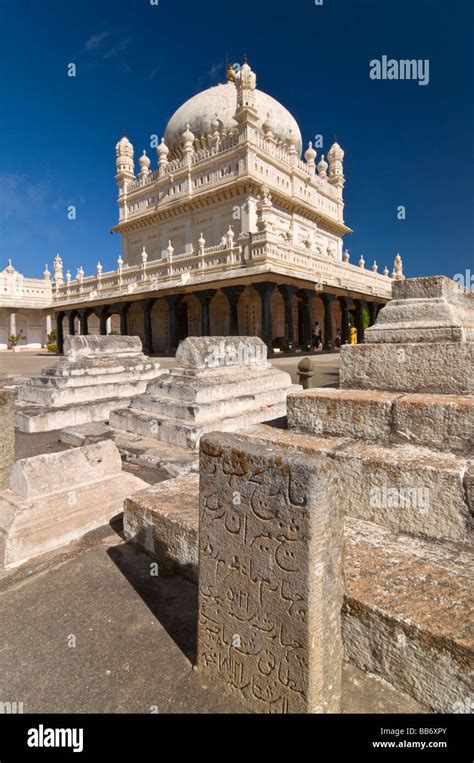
[0,0,472,280]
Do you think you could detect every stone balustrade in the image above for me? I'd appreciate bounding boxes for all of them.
[51,236,392,306]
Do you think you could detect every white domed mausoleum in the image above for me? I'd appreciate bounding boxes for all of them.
[1,59,403,354]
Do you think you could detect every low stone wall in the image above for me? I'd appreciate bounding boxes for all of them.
[0,390,14,490]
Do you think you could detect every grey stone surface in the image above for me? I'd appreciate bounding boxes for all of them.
[60,422,199,478]
[111,338,298,449]
[287,387,474,454]
[365,276,474,344]
[63,334,143,359]
[176,336,268,369]
[238,424,472,545]
[122,469,471,713]
[287,388,399,442]
[0,391,14,491]
[15,341,162,432]
[197,432,344,714]
[340,341,473,395]
[0,441,147,567]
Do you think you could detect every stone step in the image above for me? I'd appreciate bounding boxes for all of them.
[287,388,474,454]
[26,365,161,390]
[130,385,295,423]
[244,424,473,546]
[146,366,295,404]
[17,380,151,407]
[109,402,288,450]
[60,422,199,479]
[123,472,473,713]
[15,397,134,433]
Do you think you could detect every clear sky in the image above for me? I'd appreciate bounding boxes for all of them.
[0,0,472,281]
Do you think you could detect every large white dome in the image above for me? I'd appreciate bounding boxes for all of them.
[164,82,302,155]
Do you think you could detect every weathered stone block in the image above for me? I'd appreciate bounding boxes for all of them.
[15,337,162,432]
[287,388,399,442]
[340,342,474,395]
[124,474,199,579]
[344,518,474,713]
[176,336,267,369]
[63,334,143,359]
[197,432,344,714]
[0,441,147,567]
[121,469,473,713]
[111,337,298,449]
[231,425,472,544]
[366,276,474,344]
[0,391,14,491]
[392,393,474,454]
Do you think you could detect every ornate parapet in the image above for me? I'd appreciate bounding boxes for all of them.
[0,260,53,309]
[52,236,393,307]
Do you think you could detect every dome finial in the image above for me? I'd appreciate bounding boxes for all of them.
[227,63,235,82]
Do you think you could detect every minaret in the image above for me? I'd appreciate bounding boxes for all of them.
[327,138,345,196]
[392,253,405,281]
[115,133,135,220]
[234,56,259,141]
[53,254,63,287]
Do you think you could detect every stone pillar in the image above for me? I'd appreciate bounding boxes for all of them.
[367,302,378,327]
[254,282,276,351]
[67,312,75,336]
[8,312,16,338]
[56,312,65,354]
[139,298,156,355]
[196,290,217,337]
[77,309,90,336]
[353,299,366,344]
[106,316,112,335]
[221,286,245,336]
[321,294,335,351]
[300,289,315,350]
[96,306,110,336]
[198,431,344,714]
[164,294,183,353]
[120,304,130,336]
[278,285,299,351]
[45,314,52,341]
[338,297,350,345]
[0,390,14,491]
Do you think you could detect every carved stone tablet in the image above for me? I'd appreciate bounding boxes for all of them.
[197,431,344,713]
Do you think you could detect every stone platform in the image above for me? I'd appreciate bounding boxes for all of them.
[60,422,198,479]
[123,440,472,713]
[15,336,162,433]
[0,440,147,568]
[110,337,299,449]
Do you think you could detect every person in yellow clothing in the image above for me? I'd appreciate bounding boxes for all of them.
[349,325,358,344]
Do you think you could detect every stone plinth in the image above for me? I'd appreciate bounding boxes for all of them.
[196,431,344,714]
[0,391,14,490]
[122,468,472,712]
[0,441,147,568]
[341,276,474,394]
[15,335,162,432]
[110,337,299,449]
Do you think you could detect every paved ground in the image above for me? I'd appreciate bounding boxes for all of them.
[0,520,424,714]
[0,348,340,388]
